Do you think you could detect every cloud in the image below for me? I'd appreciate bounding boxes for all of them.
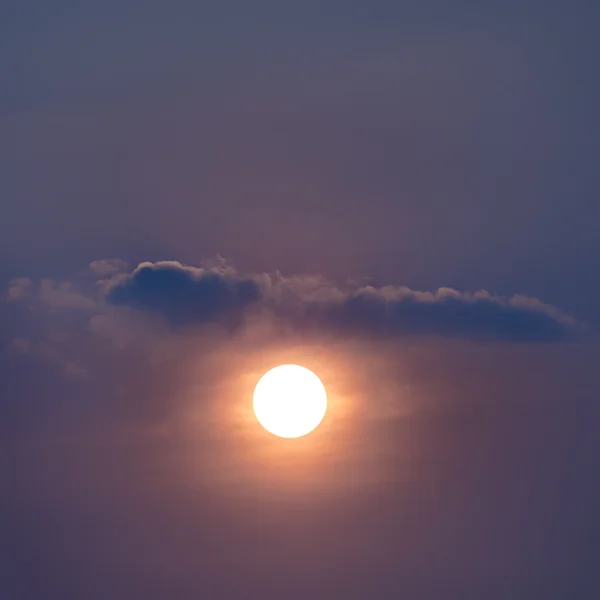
[7,278,33,301]
[103,261,576,342]
[106,261,261,328]
[88,259,128,277]
[7,277,95,310]
[281,283,576,342]
[38,279,97,310]
[6,259,577,343]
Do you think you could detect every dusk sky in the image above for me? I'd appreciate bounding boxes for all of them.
[2,2,600,598]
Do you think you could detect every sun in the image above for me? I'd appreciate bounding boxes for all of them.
[253,365,327,438]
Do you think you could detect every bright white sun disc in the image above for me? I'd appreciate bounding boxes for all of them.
[253,365,327,438]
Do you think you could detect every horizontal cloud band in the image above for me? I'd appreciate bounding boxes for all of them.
[104,261,575,342]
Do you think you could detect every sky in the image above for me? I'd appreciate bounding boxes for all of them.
[2,2,600,598]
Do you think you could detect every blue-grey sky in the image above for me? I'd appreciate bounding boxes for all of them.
[2,1,599,317]
[2,2,600,598]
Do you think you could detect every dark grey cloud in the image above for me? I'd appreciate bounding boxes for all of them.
[106,261,261,328]
[298,286,575,342]
[103,260,576,341]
